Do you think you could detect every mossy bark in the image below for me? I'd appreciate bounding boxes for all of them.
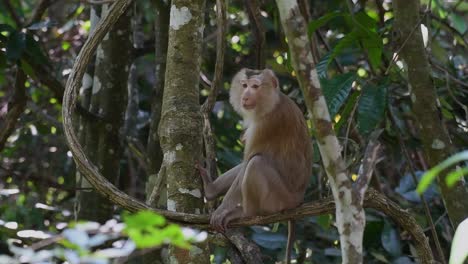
[157,0,210,263]
[393,0,468,229]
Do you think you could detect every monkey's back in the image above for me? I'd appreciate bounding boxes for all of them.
[244,93,313,198]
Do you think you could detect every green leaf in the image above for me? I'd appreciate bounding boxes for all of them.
[446,167,468,187]
[320,72,356,117]
[417,150,468,194]
[450,13,467,34]
[308,11,346,37]
[123,210,166,228]
[20,59,36,78]
[0,23,15,33]
[360,31,383,69]
[316,52,331,79]
[335,91,359,132]
[354,11,377,30]
[328,30,358,66]
[6,31,26,61]
[317,214,332,230]
[357,84,387,135]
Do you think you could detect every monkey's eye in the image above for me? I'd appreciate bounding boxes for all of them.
[242,83,248,88]
[252,84,259,89]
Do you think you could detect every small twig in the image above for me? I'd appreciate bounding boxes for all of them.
[84,0,115,5]
[445,71,468,124]
[200,0,227,179]
[24,0,54,27]
[430,58,468,88]
[388,105,447,264]
[244,0,265,68]
[355,129,382,198]
[343,93,360,164]
[0,67,27,151]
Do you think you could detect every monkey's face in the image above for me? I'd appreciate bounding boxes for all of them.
[240,78,262,111]
[230,68,280,118]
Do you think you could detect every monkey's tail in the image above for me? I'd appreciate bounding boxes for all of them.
[285,220,295,264]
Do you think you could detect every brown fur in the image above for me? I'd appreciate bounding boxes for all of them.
[198,68,313,262]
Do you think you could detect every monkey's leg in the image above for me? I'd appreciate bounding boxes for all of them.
[241,155,295,216]
[200,163,244,200]
[210,169,245,232]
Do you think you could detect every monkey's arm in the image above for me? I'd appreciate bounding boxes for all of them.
[199,163,244,200]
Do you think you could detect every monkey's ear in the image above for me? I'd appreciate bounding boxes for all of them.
[262,69,279,89]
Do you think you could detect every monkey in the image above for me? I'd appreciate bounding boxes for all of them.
[198,68,312,263]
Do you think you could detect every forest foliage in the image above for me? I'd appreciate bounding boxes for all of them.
[0,0,467,263]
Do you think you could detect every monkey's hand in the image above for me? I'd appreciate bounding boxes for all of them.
[211,206,242,233]
[210,207,230,233]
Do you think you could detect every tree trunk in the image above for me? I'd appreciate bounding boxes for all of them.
[393,0,468,229]
[79,4,132,222]
[146,1,170,208]
[276,1,369,263]
[156,0,210,262]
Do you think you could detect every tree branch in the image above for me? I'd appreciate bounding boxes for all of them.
[25,0,54,27]
[0,68,27,151]
[244,0,265,68]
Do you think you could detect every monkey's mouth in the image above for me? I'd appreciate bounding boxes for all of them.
[242,104,255,110]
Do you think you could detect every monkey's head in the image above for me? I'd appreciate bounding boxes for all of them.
[230,68,280,119]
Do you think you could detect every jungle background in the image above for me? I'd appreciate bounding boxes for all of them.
[0,0,467,263]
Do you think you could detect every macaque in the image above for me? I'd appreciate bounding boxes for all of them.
[199,68,312,263]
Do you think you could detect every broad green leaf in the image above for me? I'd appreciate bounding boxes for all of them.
[417,150,468,193]
[360,31,383,69]
[354,12,382,68]
[335,91,359,132]
[6,31,26,61]
[328,30,358,66]
[357,84,387,135]
[316,52,331,79]
[449,13,467,34]
[320,72,356,117]
[308,11,346,37]
[317,214,332,230]
[355,11,377,30]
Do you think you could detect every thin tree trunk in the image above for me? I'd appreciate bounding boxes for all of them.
[275,1,371,263]
[156,0,210,262]
[79,4,132,222]
[393,0,468,229]
[146,1,169,208]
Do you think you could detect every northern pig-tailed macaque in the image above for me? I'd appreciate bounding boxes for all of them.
[199,68,312,263]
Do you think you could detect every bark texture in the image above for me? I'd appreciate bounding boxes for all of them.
[156,0,210,263]
[0,68,26,151]
[393,0,468,228]
[275,1,381,263]
[78,4,132,222]
[146,1,170,208]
